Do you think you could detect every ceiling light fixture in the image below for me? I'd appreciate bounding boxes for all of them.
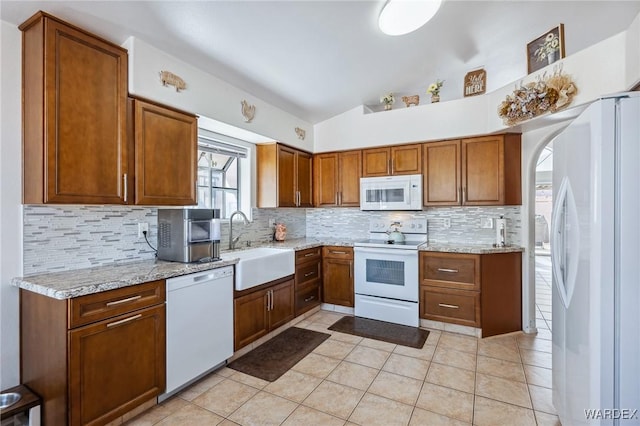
[378,0,443,36]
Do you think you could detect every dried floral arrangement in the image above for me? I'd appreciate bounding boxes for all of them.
[498,67,577,126]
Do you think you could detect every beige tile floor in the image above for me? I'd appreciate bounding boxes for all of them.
[125,311,558,426]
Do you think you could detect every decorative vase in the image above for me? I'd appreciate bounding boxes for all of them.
[274,223,287,241]
[547,49,558,65]
[431,94,440,103]
[384,103,392,110]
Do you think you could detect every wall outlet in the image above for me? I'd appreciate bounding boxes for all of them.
[138,222,149,238]
[443,218,451,229]
[481,217,494,229]
[268,218,276,227]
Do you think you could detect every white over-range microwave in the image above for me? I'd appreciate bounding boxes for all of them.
[360,174,422,211]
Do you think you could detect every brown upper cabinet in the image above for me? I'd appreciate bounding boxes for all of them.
[423,134,521,206]
[21,11,129,204]
[313,150,362,207]
[362,144,422,177]
[128,98,197,205]
[257,143,313,208]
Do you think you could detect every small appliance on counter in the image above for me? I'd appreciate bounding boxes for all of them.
[157,209,221,263]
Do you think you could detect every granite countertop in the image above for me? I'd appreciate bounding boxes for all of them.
[13,237,523,299]
[419,244,524,254]
[12,258,238,300]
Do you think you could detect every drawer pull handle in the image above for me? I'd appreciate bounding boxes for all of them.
[107,314,142,328]
[438,303,459,309]
[106,295,142,306]
[304,271,315,277]
[304,253,316,257]
[304,295,316,302]
[437,268,459,273]
[330,250,347,255]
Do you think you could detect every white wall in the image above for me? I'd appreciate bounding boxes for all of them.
[0,21,23,389]
[314,18,638,152]
[123,37,314,152]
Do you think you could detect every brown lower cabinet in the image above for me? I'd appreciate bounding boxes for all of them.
[234,277,294,350]
[20,280,166,426]
[294,247,322,316]
[322,246,354,307]
[419,251,522,337]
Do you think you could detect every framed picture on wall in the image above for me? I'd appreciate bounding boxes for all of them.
[527,24,565,74]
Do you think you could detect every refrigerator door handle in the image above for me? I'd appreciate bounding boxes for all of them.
[551,177,580,309]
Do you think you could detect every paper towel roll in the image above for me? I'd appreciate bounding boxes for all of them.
[496,217,507,247]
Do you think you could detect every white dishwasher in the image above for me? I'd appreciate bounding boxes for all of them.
[160,266,234,401]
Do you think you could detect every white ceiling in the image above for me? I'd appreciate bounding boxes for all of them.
[2,1,639,124]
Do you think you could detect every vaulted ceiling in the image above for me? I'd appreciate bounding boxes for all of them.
[2,1,639,123]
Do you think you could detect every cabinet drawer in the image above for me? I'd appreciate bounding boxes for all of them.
[322,246,353,260]
[295,247,322,264]
[420,286,480,327]
[420,253,479,291]
[69,280,166,328]
[295,282,321,316]
[295,261,321,287]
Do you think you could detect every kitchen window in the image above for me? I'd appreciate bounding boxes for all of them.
[196,133,248,219]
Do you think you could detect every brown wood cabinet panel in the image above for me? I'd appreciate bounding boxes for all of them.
[362,147,390,177]
[423,140,461,206]
[297,151,313,207]
[314,153,339,206]
[420,286,480,327]
[419,252,480,291]
[69,305,165,426]
[20,279,166,426]
[257,143,313,208]
[322,247,354,307]
[269,279,295,330]
[295,247,322,264]
[313,150,361,207]
[234,289,269,350]
[233,277,294,350]
[132,99,197,205]
[339,150,362,206]
[295,282,321,316]
[296,262,321,287]
[481,252,522,337]
[69,280,165,328]
[461,134,521,206]
[21,11,128,204]
[390,144,422,175]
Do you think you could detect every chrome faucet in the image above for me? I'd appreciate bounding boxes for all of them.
[229,210,250,249]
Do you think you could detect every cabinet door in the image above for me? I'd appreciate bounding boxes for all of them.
[322,258,354,307]
[362,148,390,177]
[423,141,461,206]
[462,136,505,205]
[40,18,128,204]
[134,100,197,205]
[391,144,422,175]
[277,145,297,207]
[234,290,269,350]
[269,279,294,330]
[338,151,362,206]
[68,305,165,426]
[314,153,339,206]
[296,151,313,207]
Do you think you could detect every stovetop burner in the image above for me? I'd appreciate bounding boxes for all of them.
[354,218,428,250]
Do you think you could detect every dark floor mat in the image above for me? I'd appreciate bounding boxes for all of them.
[227,327,330,382]
[328,316,429,349]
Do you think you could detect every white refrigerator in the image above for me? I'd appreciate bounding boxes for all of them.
[552,93,640,425]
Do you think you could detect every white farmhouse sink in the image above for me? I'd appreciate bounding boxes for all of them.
[221,247,295,290]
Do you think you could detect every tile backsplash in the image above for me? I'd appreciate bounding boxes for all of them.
[23,204,521,275]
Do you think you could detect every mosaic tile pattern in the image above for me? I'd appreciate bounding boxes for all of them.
[23,204,521,275]
[306,207,522,247]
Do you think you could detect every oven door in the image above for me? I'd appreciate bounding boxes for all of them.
[354,247,419,302]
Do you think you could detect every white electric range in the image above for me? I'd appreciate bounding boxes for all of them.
[353,218,427,327]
